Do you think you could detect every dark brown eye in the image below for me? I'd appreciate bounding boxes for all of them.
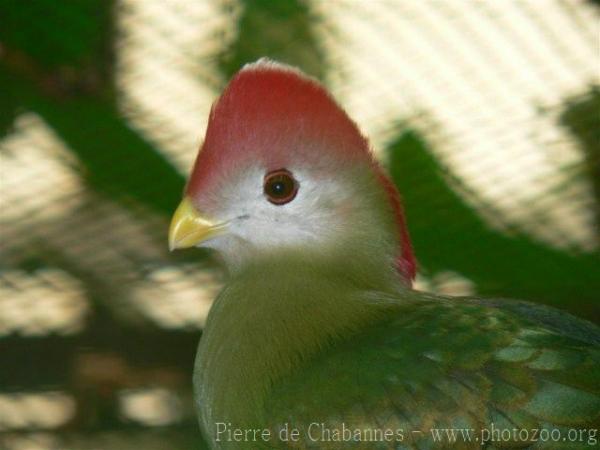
[263,169,298,205]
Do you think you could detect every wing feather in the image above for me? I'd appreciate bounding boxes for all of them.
[263,296,600,449]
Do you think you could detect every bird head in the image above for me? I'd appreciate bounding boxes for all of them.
[169,59,416,285]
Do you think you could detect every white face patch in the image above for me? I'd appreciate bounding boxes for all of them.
[198,163,356,268]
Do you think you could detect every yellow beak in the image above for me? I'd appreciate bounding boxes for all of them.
[168,198,226,251]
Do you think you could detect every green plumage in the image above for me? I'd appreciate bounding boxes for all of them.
[264,297,600,449]
[194,249,599,449]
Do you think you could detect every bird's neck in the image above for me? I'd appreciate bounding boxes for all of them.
[194,249,404,440]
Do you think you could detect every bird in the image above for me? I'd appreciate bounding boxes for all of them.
[169,59,600,449]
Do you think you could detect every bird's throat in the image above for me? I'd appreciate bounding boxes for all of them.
[193,250,402,442]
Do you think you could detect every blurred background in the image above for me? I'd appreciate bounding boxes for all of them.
[0,1,599,449]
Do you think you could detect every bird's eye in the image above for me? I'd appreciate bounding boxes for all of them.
[263,169,298,205]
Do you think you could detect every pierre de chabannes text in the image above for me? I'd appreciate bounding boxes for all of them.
[215,422,598,446]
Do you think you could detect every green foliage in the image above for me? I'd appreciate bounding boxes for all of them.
[561,86,600,156]
[31,95,186,216]
[386,130,600,319]
[0,0,114,71]
[0,70,19,138]
[2,70,185,216]
[217,0,326,81]
[560,86,600,240]
[0,0,182,217]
